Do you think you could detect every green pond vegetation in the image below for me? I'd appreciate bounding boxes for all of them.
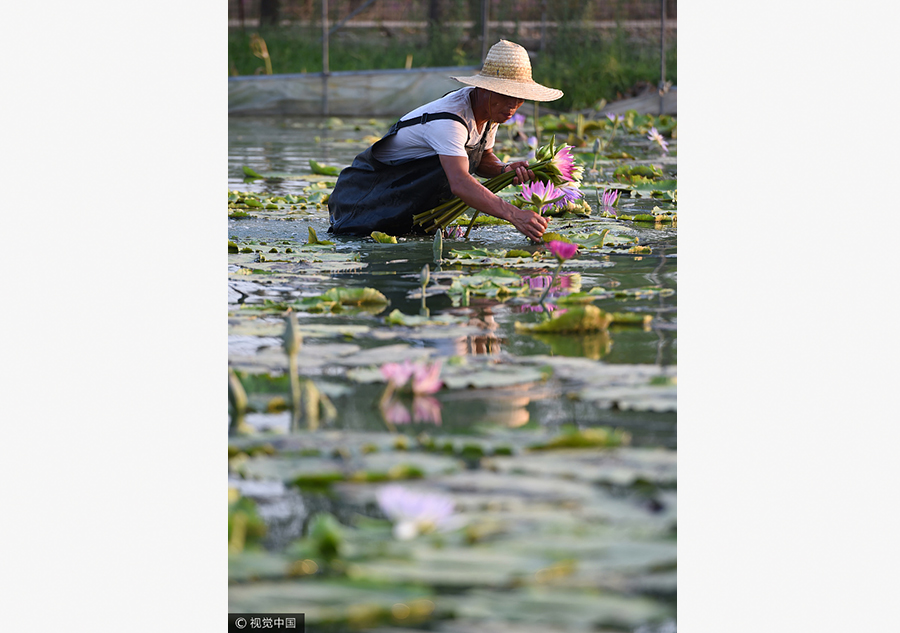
[228,110,676,630]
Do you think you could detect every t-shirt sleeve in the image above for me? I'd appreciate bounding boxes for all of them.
[422,119,469,158]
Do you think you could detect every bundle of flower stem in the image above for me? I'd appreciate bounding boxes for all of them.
[413,136,575,235]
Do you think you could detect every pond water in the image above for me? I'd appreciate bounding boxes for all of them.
[228,114,677,632]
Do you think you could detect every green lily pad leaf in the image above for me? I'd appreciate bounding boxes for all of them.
[241,165,267,179]
[609,312,654,327]
[309,159,340,176]
[440,363,546,389]
[541,232,573,244]
[452,586,671,629]
[320,287,389,305]
[529,427,630,450]
[506,249,533,258]
[228,551,290,582]
[555,292,597,305]
[515,305,612,334]
[448,247,509,259]
[633,179,677,193]
[229,579,443,627]
[306,226,335,246]
[384,309,469,327]
[568,230,609,249]
[371,231,398,243]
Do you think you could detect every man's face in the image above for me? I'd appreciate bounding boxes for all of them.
[488,92,525,123]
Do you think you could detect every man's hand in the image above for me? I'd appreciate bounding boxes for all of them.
[440,154,548,243]
[505,160,536,186]
[507,206,549,243]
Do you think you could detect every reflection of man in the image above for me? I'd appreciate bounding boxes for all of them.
[328,40,564,241]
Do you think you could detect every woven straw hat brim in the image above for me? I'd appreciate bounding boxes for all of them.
[451,74,563,102]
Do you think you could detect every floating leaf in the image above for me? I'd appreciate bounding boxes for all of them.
[241,165,267,179]
[515,305,612,333]
[320,287,389,305]
[309,159,340,176]
[371,231,398,244]
[541,232,572,244]
[306,226,335,246]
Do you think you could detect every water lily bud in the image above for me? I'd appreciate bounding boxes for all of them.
[228,368,247,414]
[283,314,302,356]
[420,264,430,287]
[433,230,442,263]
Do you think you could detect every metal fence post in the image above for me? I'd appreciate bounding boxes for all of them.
[659,0,666,115]
[322,0,330,116]
[481,0,489,62]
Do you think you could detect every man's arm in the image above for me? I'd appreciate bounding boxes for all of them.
[476,148,535,185]
[439,154,548,242]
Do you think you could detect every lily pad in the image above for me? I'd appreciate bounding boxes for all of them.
[514,305,612,333]
[310,159,341,176]
[320,287,389,306]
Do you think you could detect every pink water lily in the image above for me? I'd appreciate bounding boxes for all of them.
[380,360,416,387]
[548,240,578,261]
[647,127,669,153]
[379,359,443,395]
[549,144,576,182]
[521,180,566,213]
[411,360,443,395]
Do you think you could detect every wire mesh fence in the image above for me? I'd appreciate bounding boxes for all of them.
[228,0,676,112]
[229,0,676,30]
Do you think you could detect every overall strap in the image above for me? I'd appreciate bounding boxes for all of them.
[387,112,469,138]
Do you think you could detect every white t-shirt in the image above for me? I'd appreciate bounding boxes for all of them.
[372,87,497,165]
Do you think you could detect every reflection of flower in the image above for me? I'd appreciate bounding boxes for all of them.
[380,395,442,426]
[600,189,619,217]
[540,241,578,306]
[412,395,442,425]
[376,484,457,540]
[381,398,412,425]
[522,272,580,297]
[548,240,578,261]
[443,225,464,239]
[647,127,669,154]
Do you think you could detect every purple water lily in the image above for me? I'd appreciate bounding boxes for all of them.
[376,484,458,540]
[600,189,619,216]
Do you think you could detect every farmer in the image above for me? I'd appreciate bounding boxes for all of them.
[327,40,563,242]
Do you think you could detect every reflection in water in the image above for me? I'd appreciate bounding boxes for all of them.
[380,394,443,427]
[530,330,613,360]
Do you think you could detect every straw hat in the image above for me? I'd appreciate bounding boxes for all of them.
[451,40,563,102]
